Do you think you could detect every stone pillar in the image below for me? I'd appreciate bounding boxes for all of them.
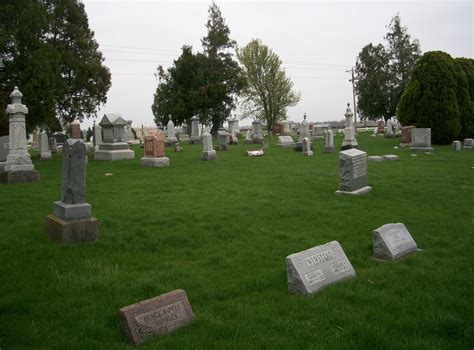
[324,129,335,153]
[341,103,358,150]
[202,128,218,160]
[45,139,98,244]
[93,124,102,149]
[189,116,201,144]
[0,87,39,183]
[38,132,52,160]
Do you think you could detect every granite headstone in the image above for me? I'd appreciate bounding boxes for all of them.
[373,223,417,261]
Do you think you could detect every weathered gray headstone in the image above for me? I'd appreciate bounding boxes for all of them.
[0,135,9,162]
[373,223,417,261]
[452,140,461,151]
[336,148,371,195]
[276,135,295,148]
[218,129,229,151]
[189,116,201,144]
[385,119,394,138]
[45,139,98,244]
[286,241,356,295]
[244,129,253,144]
[410,128,433,151]
[463,138,473,150]
[93,124,102,150]
[246,149,264,157]
[368,155,384,162]
[202,129,218,160]
[383,154,399,161]
[282,120,291,135]
[324,129,335,153]
[302,137,313,156]
[38,132,52,160]
[252,120,264,144]
[120,289,194,346]
[298,114,310,143]
[166,116,178,145]
[49,137,58,154]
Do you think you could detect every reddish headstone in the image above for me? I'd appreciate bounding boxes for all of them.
[144,132,165,158]
[272,123,283,134]
[377,120,385,135]
[400,126,415,144]
[120,289,194,345]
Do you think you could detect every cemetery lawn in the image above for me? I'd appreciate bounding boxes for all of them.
[1,132,473,349]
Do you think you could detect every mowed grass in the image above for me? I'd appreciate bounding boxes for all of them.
[0,132,473,349]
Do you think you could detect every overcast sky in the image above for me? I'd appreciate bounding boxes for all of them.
[82,0,473,128]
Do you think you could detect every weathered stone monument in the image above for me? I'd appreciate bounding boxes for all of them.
[385,119,394,138]
[45,139,98,244]
[400,126,414,144]
[244,129,253,144]
[282,120,291,135]
[141,132,169,168]
[0,87,40,183]
[49,137,58,154]
[341,103,358,150]
[94,114,135,160]
[218,129,229,151]
[276,135,295,148]
[286,241,356,295]
[251,120,264,144]
[410,128,433,151]
[189,116,201,144]
[302,137,313,156]
[227,118,239,144]
[336,148,371,195]
[38,132,52,160]
[93,123,102,151]
[463,138,473,150]
[120,289,194,346]
[202,128,218,160]
[324,129,335,153]
[373,223,417,261]
[166,116,178,145]
[296,114,310,151]
[69,120,81,139]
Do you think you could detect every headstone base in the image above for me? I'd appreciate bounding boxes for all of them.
[383,154,399,161]
[409,146,433,152]
[335,186,372,196]
[53,201,91,220]
[277,142,295,148]
[0,170,40,183]
[202,150,218,160]
[302,150,313,156]
[340,144,358,151]
[323,146,335,153]
[368,156,384,162]
[44,214,99,244]
[140,157,170,168]
[40,152,52,160]
[94,149,135,161]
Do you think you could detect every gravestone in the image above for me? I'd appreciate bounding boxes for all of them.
[94,114,135,160]
[373,223,417,261]
[383,154,399,161]
[324,129,335,153]
[69,120,81,139]
[182,122,188,136]
[141,132,169,168]
[336,148,371,195]
[272,123,283,135]
[93,124,102,150]
[341,103,358,150]
[282,120,291,135]
[31,131,39,149]
[298,114,310,142]
[218,129,229,151]
[463,138,473,150]
[202,129,218,160]
[452,140,461,151]
[247,149,264,157]
[244,129,253,144]
[0,87,39,182]
[385,119,394,138]
[120,289,194,346]
[189,116,201,144]
[276,135,295,148]
[38,132,52,160]
[45,139,98,244]
[400,126,415,144]
[302,137,313,156]
[377,120,385,135]
[311,124,326,140]
[251,120,264,144]
[410,128,433,151]
[49,137,58,154]
[286,241,356,295]
[368,155,384,162]
[0,135,9,162]
[227,118,239,144]
[166,116,178,145]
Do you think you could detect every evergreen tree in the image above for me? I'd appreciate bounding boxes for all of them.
[0,0,111,132]
[397,51,462,144]
[455,58,474,138]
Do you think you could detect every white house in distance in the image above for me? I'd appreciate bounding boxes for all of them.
[94,113,135,161]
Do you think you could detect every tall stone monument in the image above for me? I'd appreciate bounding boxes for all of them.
[38,132,52,160]
[335,148,371,195]
[297,114,310,150]
[202,128,218,160]
[166,116,178,145]
[251,120,264,144]
[410,128,433,151]
[341,103,358,150]
[324,129,335,153]
[94,114,135,160]
[189,116,201,144]
[141,131,169,167]
[45,139,98,244]
[93,122,102,151]
[0,87,39,183]
[385,119,394,138]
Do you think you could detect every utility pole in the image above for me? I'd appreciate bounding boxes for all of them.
[346,67,357,133]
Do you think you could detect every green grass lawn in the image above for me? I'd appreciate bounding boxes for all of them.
[1,132,473,349]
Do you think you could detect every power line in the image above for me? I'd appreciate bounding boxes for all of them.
[100,44,180,53]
